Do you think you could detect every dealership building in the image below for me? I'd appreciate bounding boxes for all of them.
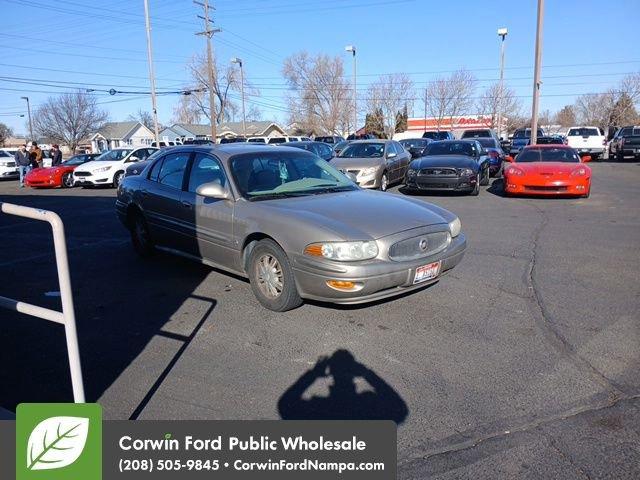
[393,115,505,140]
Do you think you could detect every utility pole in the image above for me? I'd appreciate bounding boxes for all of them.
[231,57,246,137]
[20,96,33,142]
[143,0,160,145]
[530,0,544,146]
[345,46,357,136]
[195,0,220,142]
[497,27,508,139]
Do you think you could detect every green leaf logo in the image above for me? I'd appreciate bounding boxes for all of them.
[26,416,89,471]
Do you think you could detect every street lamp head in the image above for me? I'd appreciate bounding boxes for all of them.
[345,45,356,54]
[231,57,242,66]
[20,96,29,101]
[497,27,508,37]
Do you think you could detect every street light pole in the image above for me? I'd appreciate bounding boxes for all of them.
[497,28,508,138]
[231,57,246,138]
[345,45,357,136]
[530,0,544,146]
[20,96,33,142]
[195,0,221,142]
[142,0,160,145]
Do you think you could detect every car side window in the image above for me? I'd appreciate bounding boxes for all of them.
[147,156,164,182]
[158,152,189,190]
[188,153,227,193]
[318,143,332,159]
[393,141,404,154]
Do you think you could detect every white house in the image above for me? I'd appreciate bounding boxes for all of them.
[90,121,154,152]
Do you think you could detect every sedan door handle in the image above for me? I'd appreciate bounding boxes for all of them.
[181,201,193,209]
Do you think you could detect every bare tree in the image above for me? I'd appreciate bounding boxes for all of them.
[574,73,640,129]
[554,105,576,127]
[172,94,202,124]
[282,51,353,135]
[366,73,414,138]
[127,109,155,130]
[33,91,107,152]
[424,69,477,130]
[476,82,522,130]
[0,123,12,146]
[574,93,615,130]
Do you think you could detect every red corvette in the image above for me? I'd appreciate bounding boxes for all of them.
[25,153,99,188]
[503,145,591,197]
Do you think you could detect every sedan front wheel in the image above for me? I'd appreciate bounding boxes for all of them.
[248,239,302,311]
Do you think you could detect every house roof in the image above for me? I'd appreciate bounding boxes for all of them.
[173,121,285,137]
[93,121,142,140]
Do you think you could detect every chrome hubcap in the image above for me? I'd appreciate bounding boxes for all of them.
[381,175,387,191]
[256,254,283,298]
[63,174,73,187]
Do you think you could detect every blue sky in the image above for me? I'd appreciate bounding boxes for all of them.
[1,0,639,135]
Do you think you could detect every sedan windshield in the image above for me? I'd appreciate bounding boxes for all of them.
[0,150,11,157]
[516,148,580,163]
[230,151,356,200]
[338,143,384,158]
[96,149,132,161]
[424,142,474,156]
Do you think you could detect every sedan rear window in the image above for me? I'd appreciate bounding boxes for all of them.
[516,148,580,163]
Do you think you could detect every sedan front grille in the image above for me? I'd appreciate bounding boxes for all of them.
[74,171,92,177]
[389,231,451,262]
[419,168,457,176]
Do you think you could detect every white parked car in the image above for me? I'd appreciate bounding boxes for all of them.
[565,126,606,159]
[73,147,158,187]
[0,149,18,179]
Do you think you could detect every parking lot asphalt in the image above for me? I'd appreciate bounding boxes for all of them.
[1,162,639,478]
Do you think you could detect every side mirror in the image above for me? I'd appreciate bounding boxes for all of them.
[127,156,140,163]
[499,137,504,141]
[387,152,397,159]
[196,182,230,199]
[506,155,514,163]
[581,155,592,163]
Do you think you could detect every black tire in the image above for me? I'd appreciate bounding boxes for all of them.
[480,166,490,186]
[379,172,389,192]
[582,187,591,198]
[113,171,125,187]
[61,172,74,188]
[470,173,480,196]
[130,211,155,258]
[616,152,624,162]
[248,239,302,312]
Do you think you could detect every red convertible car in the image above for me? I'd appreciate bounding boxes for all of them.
[25,153,99,188]
[503,145,591,197]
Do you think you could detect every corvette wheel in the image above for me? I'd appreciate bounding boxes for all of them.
[62,172,74,188]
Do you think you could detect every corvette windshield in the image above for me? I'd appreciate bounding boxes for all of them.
[96,149,133,161]
[516,148,580,163]
[230,151,356,200]
[425,142,474,156]
[338,143,384,158]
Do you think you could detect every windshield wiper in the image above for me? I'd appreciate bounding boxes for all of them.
[247,192,312,201]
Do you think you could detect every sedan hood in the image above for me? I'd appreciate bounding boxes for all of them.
[75,160,121,172]
[252,189,450,240]
[411,155,477,170]
[516,162,587,176]
[331,156,383,171]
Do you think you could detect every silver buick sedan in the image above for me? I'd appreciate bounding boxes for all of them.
[116,145,466,311]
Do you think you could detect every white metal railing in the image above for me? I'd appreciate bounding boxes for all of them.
[0,202,85,403]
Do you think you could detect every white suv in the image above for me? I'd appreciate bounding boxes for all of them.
[73,147,158,187]
[566,126,606,159]
[0,149,18,179]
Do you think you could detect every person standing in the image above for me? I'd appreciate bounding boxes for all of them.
[30,142,43,169]
[14,144,31,188]
[51,144,62,166]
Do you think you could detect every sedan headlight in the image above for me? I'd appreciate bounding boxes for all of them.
[0,161,9,167]
[304,241,379,261]
[94,166,112,173]
[407,168,418,177]
[358,167,377,177]
[449,217,461,238]
[458,168,474,176]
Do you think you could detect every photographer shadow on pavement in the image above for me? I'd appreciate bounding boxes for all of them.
[278,350,408,424]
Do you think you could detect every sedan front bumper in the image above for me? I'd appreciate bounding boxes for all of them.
[404,174,476,192]
[291,233,466,304]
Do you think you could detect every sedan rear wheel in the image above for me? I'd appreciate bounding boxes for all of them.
[62,172,74,188]
[248,239,302,311]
